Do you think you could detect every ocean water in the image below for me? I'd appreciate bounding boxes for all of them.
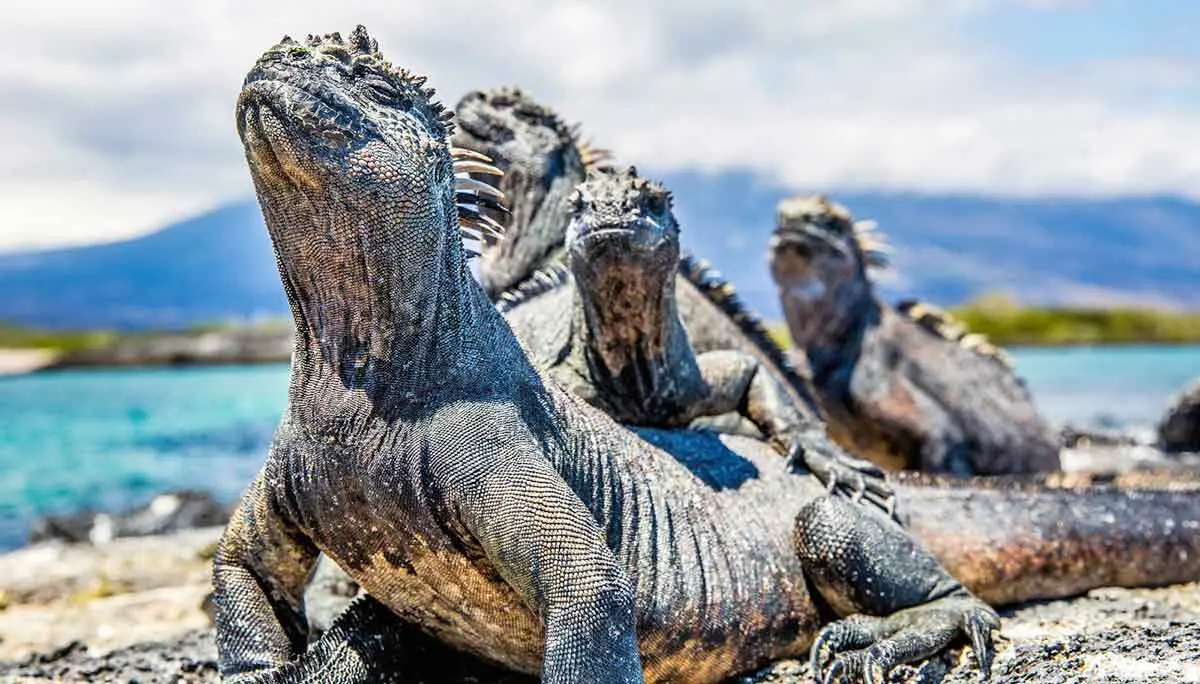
[1,346,1198,550]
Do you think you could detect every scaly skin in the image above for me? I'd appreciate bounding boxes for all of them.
[454,88,833,429]
[500,166,891,509]
[215,28,1200,684]
[769,195,1061,475]
[453,87,882,494]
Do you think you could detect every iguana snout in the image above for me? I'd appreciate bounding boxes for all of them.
[567,166,679,261]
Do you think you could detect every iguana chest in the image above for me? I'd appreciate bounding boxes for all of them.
[291,427,823,682]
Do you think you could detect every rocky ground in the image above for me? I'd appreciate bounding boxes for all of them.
[0,525,1197,683]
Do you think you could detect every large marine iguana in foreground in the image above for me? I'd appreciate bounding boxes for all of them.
[499,165,890,509]
[769,195,1062,475]
[214,28,1200,684]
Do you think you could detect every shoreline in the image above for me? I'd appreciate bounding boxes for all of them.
[0,349,59,376]
[0,341,1196,377]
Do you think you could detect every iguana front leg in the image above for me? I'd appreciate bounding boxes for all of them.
[795,496,999,683]
[449,431,642,684]
[213,473,412,683]
[692,350,896,515]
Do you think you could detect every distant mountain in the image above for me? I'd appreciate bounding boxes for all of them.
[0,201,281,330]
[0,171,1196,330]
[665,171,1199,319]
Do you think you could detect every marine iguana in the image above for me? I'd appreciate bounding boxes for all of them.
[452,87,885,491]
[215,28,1200,684]
[769,195,1061,475]
[499,165,890,509]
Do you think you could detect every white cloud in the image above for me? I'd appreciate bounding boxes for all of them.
[0,0,1196,252]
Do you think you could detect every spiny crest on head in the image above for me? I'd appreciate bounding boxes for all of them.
[896,300,1014,369]
[776,194,853,226]
[486,86,575,140]
[572,166,673,217]
[777,194,888,269]
[278,26,454,136]
[853,219,892,269]
[568,124,614,170]
[480,87,610,168]
[451,147,508,256]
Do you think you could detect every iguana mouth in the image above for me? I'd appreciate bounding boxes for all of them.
[572,222,674,257]
[238,100,320,190]
[770,227,850,259]
[237,79,353,190]
[577,225,661,243]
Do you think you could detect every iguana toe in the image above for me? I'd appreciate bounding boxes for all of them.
[808,595,999,684]
[789,443,897,520]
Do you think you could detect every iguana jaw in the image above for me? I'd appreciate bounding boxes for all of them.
[237,28,477,406]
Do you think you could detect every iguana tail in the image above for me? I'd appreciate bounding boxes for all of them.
[897,471,1200,605]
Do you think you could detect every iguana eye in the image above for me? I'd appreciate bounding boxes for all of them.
[363,79,399,104]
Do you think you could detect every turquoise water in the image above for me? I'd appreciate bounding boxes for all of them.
[1012,345,1200,429]
[1,346,1198,550]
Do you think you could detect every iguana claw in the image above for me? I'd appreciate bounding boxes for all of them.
[808,595,999,684]
[788,442,898,520]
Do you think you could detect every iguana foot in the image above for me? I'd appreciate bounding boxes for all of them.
[226,596,410,683]
[788,441,896,518]
[794,496,998,683]
[809,594,999,683]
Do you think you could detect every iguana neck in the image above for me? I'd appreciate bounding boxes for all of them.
[785,275,878,380]
[263,191,487,419]
[480,155,585,297]
[570,263,699,414]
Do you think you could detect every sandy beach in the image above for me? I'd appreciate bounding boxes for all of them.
[0,349,58,376]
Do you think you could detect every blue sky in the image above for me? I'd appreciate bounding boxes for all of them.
[0,0,1197,252]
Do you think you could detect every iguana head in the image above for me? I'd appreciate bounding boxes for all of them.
[453,87,609,297]
[769,195,887,351]
[565,166,682,370]
[567,165,680,299]
[237,27,501,386]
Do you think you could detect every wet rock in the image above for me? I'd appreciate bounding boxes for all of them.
[1060,424,1141,449]
[1159,377,1200,454]
[0,630,218,683]
[28,490,230,546]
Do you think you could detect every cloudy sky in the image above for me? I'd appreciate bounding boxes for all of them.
[1,0,1197,252]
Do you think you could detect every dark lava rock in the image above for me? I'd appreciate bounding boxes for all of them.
[0,630,218,683]
[5,589,1198,682]
[1160,377,1200,454]
[27,490,230,546]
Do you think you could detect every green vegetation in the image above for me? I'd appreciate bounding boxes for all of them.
[950,293,1200,347]
[6,302,1200,354]
[0,322,117,353]
[0,319,293,352]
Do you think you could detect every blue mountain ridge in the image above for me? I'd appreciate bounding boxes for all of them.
[0,170,1195,330]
